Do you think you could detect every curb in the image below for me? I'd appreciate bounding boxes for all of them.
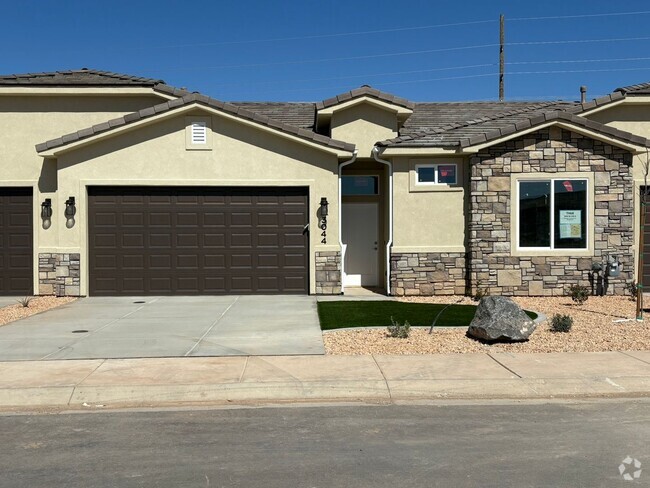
[1,376,649,410]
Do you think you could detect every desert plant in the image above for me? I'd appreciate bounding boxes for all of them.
[551,314,573,333]
[16,296,32,308]
[567,284,589,305]
[387,316,411,339]
[626,281,639,301]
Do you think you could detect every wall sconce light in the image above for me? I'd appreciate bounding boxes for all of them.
[319,197,329,218]
[41,198,52,230]
[64,196,76,229]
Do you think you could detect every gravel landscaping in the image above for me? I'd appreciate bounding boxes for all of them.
[0,296,76,327]
[323,295,650,355]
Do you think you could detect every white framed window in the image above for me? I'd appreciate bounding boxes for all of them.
[415,163,457,185]
[517,178,588,250]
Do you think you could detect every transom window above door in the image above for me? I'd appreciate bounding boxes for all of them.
[342,176,379,196]
[415,163,457,185]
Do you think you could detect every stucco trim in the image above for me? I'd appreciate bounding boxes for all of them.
[318,97,413,116]
[392,246,466,253]
[0,87,172,98]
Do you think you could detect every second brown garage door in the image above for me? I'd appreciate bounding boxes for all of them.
[88,187,309,296]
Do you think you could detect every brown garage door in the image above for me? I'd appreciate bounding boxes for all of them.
[0,187,33,295]
[88,187,309,296]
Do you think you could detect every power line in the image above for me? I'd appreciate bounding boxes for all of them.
[158,34,650,72]
[132,10,650,50]
[149,20,497,49]
[508,56,650,65]
[210,63,495,87]
[509,11,650,21]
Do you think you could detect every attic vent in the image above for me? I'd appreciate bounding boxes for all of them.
[190,121,207,144]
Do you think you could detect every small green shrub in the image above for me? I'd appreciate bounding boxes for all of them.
[567,284,589,305]
[472,281,489,302]
[551,314,573,333]
[626,281,639,301]
[387,317,411,339]
[16,296,32,308]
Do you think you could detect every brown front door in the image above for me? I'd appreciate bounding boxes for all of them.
[0,187,33,295]
[88,187,309,296]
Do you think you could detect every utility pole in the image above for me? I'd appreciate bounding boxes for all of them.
[499,14,505,101]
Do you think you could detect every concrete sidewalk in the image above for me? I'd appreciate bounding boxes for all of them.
[0,351,649,409]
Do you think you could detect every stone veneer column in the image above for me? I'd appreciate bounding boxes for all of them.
[468,127,634,296]
[315,251,341,294]
[38,253,81,296]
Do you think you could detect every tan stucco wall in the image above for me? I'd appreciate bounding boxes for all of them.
[391,156,467,252]
[0,94,173,292]
[54,109,340,295]
[330,103,397,158]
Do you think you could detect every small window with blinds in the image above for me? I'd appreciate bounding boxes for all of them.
[185,116,212,150]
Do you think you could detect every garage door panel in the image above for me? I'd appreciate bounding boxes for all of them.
[88,186,308,295]
[0,188,33,295]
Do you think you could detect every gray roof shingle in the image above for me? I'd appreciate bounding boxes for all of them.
[35,93,354,153]
[0,68,164,86]
[615,81,650,95]
[378,104,649,149]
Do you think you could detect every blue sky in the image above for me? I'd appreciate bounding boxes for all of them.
[4,0,650,102]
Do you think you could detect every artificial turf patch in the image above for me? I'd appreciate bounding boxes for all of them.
[317,300,538,330]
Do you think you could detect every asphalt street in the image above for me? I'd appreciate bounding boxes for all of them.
[0,400,648,487]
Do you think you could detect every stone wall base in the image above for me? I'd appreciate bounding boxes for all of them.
[38,253,81,297]
[315,251,341,294]
[390,252,467,296]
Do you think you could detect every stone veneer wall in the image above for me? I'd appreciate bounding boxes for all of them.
[468,127,633,296]
[315,251,341,294]
[38,253,81,296]
[390,252,467,296]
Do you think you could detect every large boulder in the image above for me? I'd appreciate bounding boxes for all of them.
[468,296,537,342]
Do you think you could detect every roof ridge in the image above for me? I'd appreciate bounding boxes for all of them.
[316,85,415,110]
[0,68,165,85]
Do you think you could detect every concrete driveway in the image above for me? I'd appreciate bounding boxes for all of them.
[0,296,324,360]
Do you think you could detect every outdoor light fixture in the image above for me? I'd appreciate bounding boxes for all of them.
[64,196,76,229]
[320,197,329,217]
[40,198,52,230]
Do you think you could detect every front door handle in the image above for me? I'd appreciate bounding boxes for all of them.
[303,223,310,235]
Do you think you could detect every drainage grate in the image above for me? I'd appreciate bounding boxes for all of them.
[71,330,89,334]
[133,301,146,304]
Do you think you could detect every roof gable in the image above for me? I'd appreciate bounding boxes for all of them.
[36,93,354,156]
[316,85,415,111]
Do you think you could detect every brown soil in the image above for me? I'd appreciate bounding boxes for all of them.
[0,296,76,327]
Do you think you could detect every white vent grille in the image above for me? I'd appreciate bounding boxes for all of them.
[190,121,207,144]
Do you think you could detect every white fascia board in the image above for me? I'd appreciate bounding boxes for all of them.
[0,87,172,99]
[379,146,469,156]
[37,103,352,157]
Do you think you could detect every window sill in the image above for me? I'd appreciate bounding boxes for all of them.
[410,185,464,193]
[511,248,593,258]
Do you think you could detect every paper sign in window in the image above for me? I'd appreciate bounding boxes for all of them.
[559,210,581,239]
